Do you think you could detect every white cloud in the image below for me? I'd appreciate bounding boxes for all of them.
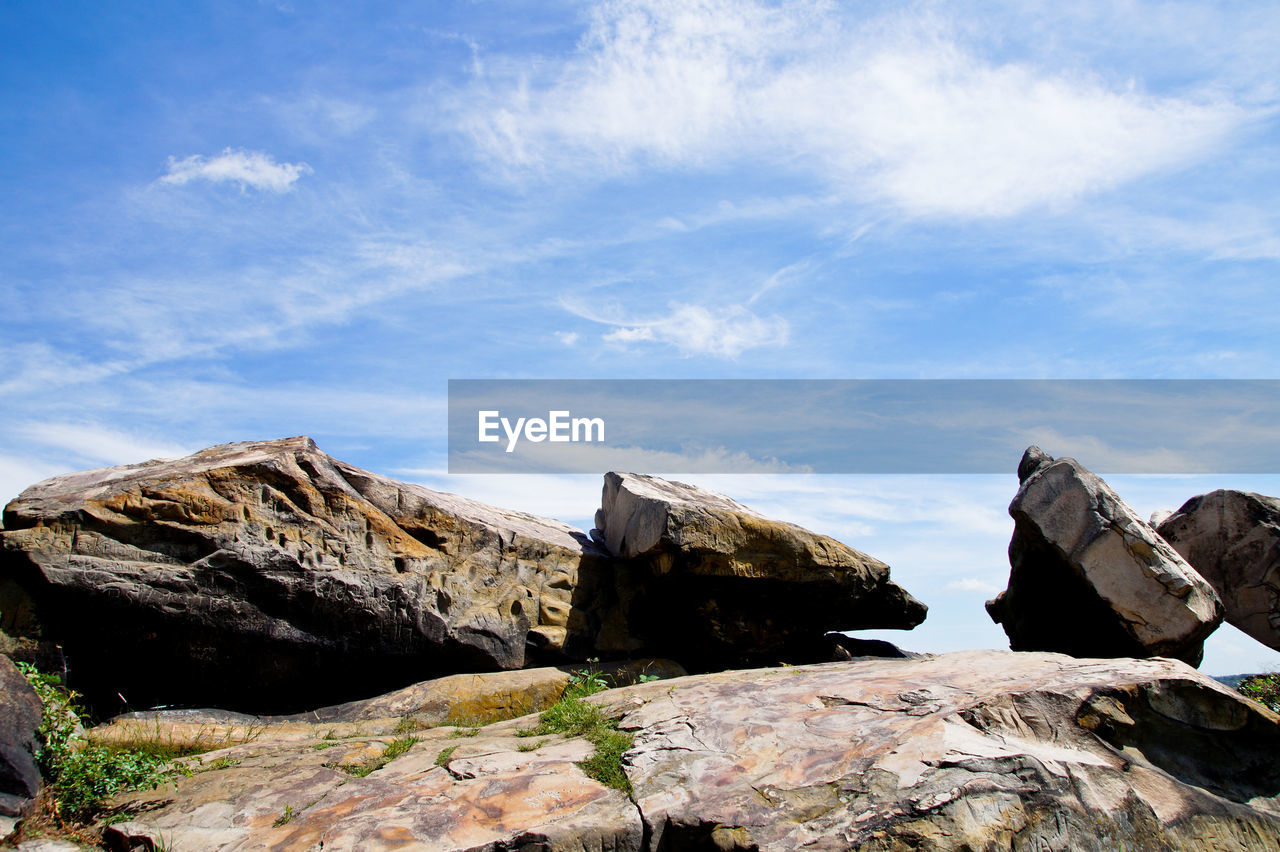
[554,330,580,346]
[13,422,195,468]
[159,148,312,192]
[945,577,1003,596]
[572,301,788,358]
[466,0,1247,218]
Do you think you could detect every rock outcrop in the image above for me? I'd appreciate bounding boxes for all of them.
[0,439,922,712]
[106,650,1280,851]
[1157,489,1280,653]
[0,655,41,817]
[0,437,603,713]
[592,471,927,669]
[987,447,1222,666]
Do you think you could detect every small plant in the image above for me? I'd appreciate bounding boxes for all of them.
[17,663,186,824]
[311,742,338,751]
[449,726,481,739]
[273,804,296,827]
[435,745,458,767]
[638,673,660,683]
[1240,673,1280,712]
[199,756,242,771]
[567,658,611,698]
[516,739,547,753]
[326,736,418,778]
[518,664,634,793]
[394,716,426,734]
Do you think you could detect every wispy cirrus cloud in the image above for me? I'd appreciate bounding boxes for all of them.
[464,0,1249,219]
[565,299,789,358]
[159,148,312,192]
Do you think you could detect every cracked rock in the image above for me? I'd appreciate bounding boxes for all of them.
[987,447,1222,666]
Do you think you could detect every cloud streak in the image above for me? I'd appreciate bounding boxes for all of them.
[160,148,312,192]
[466,0,1248,218]
[569,300,789,358]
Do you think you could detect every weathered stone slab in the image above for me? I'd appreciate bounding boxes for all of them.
[592,471,927,668]
[987,447,1222,665]
[605,650,1280,851]
[107,651,1280,851]
[0,437,603,713]
[1157,489,1280,653]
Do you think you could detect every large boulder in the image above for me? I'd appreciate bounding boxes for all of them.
[987,447,1222,666]
[0,655,41,817]
[0,437,604,713]
[1156,489,1280,653]
[592,471,927,669]
[106,650,1280,851]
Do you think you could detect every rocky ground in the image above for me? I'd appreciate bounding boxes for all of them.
[3,438,1280,849]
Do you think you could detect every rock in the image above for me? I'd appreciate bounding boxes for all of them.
[592,471,927,669]
[827,635,924,661]
[1157,490,1280,653]
[107,713,643,851]
[0,437,606,713]
[90,659,687,751]
[0,654,41,817]
[987,448,1222,666]
[106,651,1280,850]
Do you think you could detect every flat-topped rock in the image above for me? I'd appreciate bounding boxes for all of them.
[107,650,1280,851]
[1157,489,1280,653]
[0,437,603,713]
[987,447,1222,666]
[592,471,927,669]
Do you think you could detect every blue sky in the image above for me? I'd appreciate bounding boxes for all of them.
[4,1,1280,674]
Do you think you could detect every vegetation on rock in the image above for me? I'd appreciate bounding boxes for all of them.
[519,664,635,793]
[1239,673,1280,712]
[17,663,187,825]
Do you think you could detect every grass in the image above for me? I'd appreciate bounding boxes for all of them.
[273,804,296,827]
[325,736,419,778]
[517,664,635,793]
[15,663,190,827]
[516,739,547,753]
[435,745,458,768]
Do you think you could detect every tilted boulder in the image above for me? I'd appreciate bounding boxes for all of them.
[0,654,41,817]
[592,471,927,669]
[1156,490,1280,653]
[107,650,1280,851]
[987,447,1222,666]
[0,437,603,713]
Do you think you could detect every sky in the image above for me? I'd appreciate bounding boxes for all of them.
[3,0,1280,675]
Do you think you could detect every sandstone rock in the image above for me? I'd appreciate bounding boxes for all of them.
[91,659,687,752]
[592,472,927,669]
[1157,489,1280,653]
[107,714,643,851]
[608,651,1280,850]
[0,437,605,713]
[0,655,41,817]
[987,447,1222,666]
[107,651,1280,851]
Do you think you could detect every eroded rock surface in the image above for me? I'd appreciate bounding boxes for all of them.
[107,651,1280,851]
[0,437,604,712]
[987,447,1222,666]
[0,654,41,817]
[592,471,927,669]
[1157,489,1280,653]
